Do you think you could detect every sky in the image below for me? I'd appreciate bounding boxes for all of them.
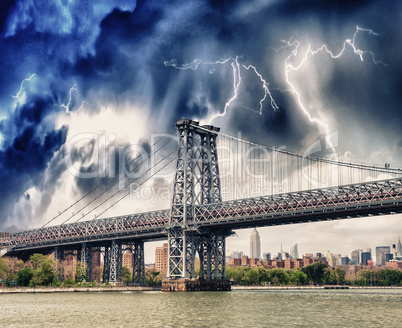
[0,0,402,263]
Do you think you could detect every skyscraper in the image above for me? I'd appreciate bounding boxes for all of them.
[397,238,402,257]
[376,246,391,266]
[250,228,261,259]
[361,252,371,265]
[232,251,244,259]
[290,244,299,259]
[262,252,271,260]
[351,250,360,265]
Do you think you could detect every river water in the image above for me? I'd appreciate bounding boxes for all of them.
[1,289,401,327]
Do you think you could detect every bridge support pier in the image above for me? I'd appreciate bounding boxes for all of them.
[198,233,226,280]
[131,241,145,285]
[163,230,231,291]
[79,243,93,282]
[103,240,123,285]
[54,246,65,281]
[163,119,230,291]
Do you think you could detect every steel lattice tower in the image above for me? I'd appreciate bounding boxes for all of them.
[167,119,228,280]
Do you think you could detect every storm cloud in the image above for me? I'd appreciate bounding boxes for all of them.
[0,0,401,260]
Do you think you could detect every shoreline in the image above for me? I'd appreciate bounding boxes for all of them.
[1,285,402,293]
[0,286,162,294]
[232,285,402,290]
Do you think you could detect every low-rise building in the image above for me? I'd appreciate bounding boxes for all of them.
[385,261,402,270]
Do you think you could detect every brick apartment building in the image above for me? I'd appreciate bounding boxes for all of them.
[155,243,168,277]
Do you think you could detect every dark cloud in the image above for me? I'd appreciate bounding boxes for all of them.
[0,93,67,229]
[0,0,402,230]
[0,0,17,34]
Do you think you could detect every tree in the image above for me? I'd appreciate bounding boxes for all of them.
[269,268,290,285]
[32,258,56,286]
[257,267,269,284]
[145,267,162,286]
[30,254,49,271]
[323,268,337,285]
[0,257,7,279]
[5,257,24,276]
[147,271,162,286]
[227,266,246,285]
[244,267,259,285]
[335,268,346,285]
[302,262,328,285]
[289,270,308,285]
[355,270,370,286]
[123,266,131,285]
[75,262,88,283]
[17,268,34,286]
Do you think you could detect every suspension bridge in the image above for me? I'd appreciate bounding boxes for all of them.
[1,119,401,291]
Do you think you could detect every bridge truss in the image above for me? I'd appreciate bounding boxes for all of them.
[2,119,402,286]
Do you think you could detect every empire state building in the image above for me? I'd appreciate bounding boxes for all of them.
[250,228,261,259]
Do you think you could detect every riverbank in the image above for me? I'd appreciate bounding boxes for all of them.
[232,285,402,290]
[0,286,161,294]
[2,285,402,293]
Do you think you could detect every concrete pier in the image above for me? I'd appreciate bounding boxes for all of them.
[162,279,231,292]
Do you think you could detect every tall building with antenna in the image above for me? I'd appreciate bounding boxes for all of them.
[397,237,402,257]
[250,228,261,259]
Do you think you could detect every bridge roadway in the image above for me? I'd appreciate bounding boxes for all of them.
[3,177,402,256]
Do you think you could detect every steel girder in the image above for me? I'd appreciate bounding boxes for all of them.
[6,178,402,260]
[167,120,224,279]
[9,209,169,247]
[80,243,93,282]
[167,228,184,278]
[54,246,65,281]
[102,243,123,284]
[197,232,226,279]
[193,178,402,226]
[199,132,221,205]
[102,246,110,283]
[54,246,65,262]
[185,231,196,278]
[108,240,123,283]
[132,241,145,284]
[170,120,195,227]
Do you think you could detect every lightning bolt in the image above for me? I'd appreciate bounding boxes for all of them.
[11,74,36,99]
[165,57,243,124]
[165,26,385,132]
[206,57,242,124]
[281,25,386,136]
[61,83,89,115]
[165,56,277,124]
[242,64,279,114]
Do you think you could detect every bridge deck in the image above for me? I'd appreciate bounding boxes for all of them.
[4,177,402,253]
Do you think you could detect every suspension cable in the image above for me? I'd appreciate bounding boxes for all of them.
[91,154,177,222]
[74,146,178,223]
[216,130,402,175]
[41,127,176,228]
[60,134,176,225]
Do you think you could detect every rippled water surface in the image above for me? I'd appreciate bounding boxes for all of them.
[1,289,402,327]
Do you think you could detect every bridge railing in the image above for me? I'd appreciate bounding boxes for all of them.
[10,209,170,247]
[8,177,402,248]
[193,177,402,223]
[0,239,10,246]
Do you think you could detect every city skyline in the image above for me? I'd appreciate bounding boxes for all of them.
[223,232,401,264]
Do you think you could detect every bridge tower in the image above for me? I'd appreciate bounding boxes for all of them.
[163,119,231,291]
